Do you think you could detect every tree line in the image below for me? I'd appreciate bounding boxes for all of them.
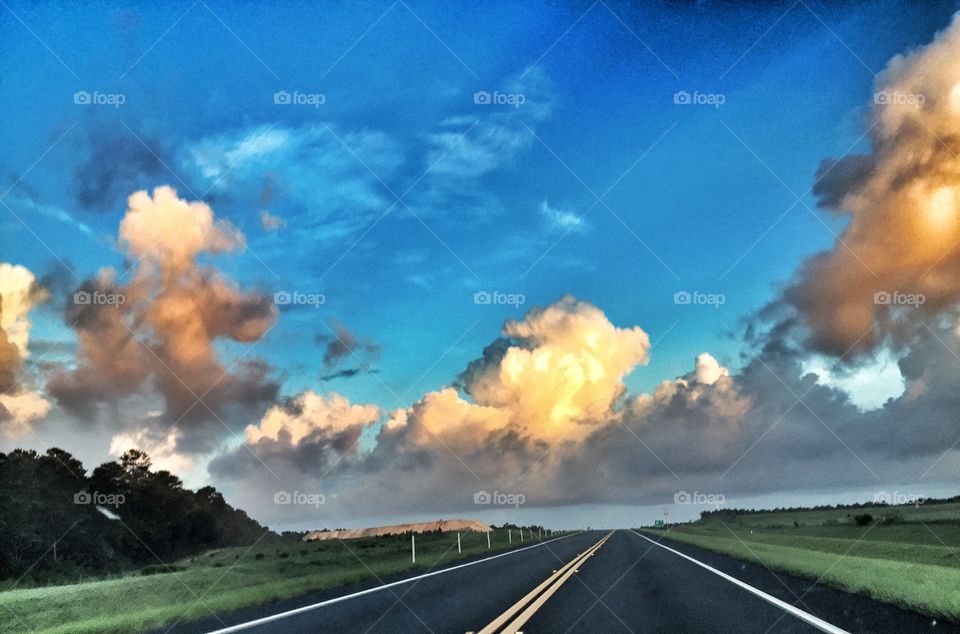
[0,447,275,586]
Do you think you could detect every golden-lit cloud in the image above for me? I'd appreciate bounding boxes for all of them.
[244,391,380,445]
[0,263,51,436]
[391,296,651,446]
[786,15,960,356]
[119,185,244,273]
[49,187,278,449]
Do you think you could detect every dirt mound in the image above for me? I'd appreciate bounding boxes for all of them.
[303,519,491,541]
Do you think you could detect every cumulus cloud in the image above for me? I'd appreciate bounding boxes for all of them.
[455,296,650,441]
[210,391,380,481]
[119,186,245,270]
[777,15,960,357]
[48,187,278,451]
[209,291,960,521]
[212,296,657,516]
[0,263,51,436]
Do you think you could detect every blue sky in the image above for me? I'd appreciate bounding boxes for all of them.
[5,0,950,406]
[3,1,960,527]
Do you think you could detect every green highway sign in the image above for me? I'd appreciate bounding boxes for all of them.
[654,520,664,528]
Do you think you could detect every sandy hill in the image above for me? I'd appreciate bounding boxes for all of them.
[303,519,492,541]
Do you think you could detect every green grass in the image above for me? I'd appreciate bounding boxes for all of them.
[0,529,565,634]
[639,508,960,623]
[726,501,960,528]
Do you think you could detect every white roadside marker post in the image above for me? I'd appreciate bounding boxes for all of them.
[487,531,491,550]
[412,534,416,563]
[509,529,512,544]
[520,527,524,542]
[457,532,461,554]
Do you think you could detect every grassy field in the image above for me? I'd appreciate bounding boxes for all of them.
[639,503,960,622]
[0,528,562,634]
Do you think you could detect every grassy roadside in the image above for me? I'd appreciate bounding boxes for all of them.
[0,529,565,633]
[638,521,960,622]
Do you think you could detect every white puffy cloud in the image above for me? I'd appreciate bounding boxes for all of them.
[119,185,244,273]
[0,263,50,436]
[0,263,44,356]
[392,296,651,445]
[245,392,380,445]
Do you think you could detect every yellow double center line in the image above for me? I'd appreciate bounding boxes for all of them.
[473,531,613,634]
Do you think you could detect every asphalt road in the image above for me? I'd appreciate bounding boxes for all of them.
[175,530,955,634]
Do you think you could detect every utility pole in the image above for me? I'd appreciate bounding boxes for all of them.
[662,506,669,526]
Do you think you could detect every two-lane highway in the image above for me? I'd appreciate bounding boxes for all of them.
[174,530,956,633]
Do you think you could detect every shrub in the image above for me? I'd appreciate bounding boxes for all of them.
[854,513,873,526]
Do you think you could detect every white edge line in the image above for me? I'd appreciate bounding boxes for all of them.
[207,531,583,633]
[630,530,849,634]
